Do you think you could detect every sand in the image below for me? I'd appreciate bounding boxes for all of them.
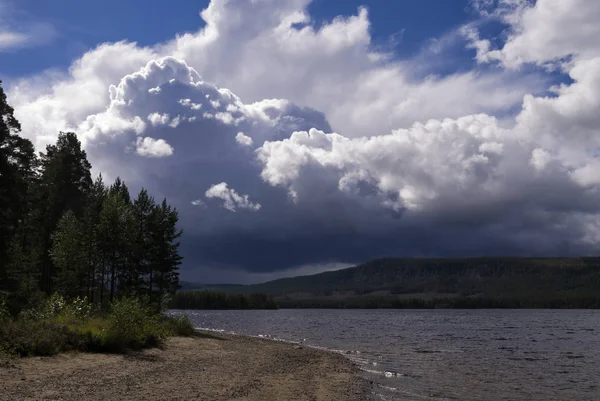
[0,331,370,401]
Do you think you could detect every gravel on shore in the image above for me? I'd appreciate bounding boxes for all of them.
[0,330,370,401]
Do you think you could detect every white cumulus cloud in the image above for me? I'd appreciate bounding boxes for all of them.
[191,199,207,207]
[466,0,600,70]
[5,0,600,279]
[135,137,174,158]
[8,0,545,151]
[148,112,171,126]
[205,182,261,212]
[235,132,253,146]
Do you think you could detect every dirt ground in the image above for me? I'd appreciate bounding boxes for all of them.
[0,331,370,401]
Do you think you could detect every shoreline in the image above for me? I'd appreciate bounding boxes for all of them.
[0,330,371,401]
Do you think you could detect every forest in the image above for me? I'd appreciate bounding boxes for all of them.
[232,257,600,309]
[170,290,278,310]
[0,80,192,358]
[276,294,600,309]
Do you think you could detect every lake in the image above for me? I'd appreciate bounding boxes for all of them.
[169,309,600,401]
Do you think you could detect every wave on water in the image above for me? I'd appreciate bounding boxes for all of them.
[194,326,302,345]
[193,325,364,354]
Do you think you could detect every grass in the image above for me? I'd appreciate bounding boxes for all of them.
[0,294,195,359]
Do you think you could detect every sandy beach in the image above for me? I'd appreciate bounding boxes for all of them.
[0,331,369,401]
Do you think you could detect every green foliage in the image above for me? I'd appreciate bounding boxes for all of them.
[18,293,90,323]
[101,297,168,352]
[98,191,134,304]
[1,295,93,357]
[36,131,92,294]
[0,78,186,360]
[50,212,86,298]
[164,315,195,336]
[45,292,67,316]
[170,290,278,310]
[0,320,86,356]
[0,295,193,358]
[67,296,93,321]
[0,80,37,297]
[0,82,183,318]
[0,300,10,322]
[147,199,183,310]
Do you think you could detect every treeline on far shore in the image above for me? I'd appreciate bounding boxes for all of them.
[169,290,278,310]
[170,291,600,310]
[275,294,600,309]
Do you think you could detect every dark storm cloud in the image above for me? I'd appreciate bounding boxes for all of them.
[9,0,600,283]
[56,55,600,280]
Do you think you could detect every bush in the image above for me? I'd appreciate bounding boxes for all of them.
[19,293,92,323]
[1,296,187,357]
[0,320,86,357]
[1,294,95,357]
[164,315,195,336]
[101,297,169,352]
[0,300,10,322]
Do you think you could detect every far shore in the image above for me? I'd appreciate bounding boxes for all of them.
[0,330,370,401]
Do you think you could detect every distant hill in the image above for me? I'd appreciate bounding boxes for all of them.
[223,257,600,308]
[178,281,244,292]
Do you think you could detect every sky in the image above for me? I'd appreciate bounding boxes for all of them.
[2,0,600,284]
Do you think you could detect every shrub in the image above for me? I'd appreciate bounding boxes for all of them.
[101,297,169,352]
[19,293,92,324]
[164,315,195,336]
[46,292,67,316]
[62,296,92,322]
[1,295,95,357]
[1,296,182,357]
[0,300,10,322]
[0,320,86,357]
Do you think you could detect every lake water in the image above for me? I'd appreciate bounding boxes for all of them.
[170,309,600,401]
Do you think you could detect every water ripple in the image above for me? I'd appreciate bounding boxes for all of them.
[171,309,600,401]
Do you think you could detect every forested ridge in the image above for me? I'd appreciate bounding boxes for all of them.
[229,257,600,309]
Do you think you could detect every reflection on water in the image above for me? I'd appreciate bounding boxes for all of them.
[171,309,600,401]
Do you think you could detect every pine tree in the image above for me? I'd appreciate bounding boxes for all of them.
[50,211,86,298]
[81,174,107,303]
[37,131,92,293]
[0,78,185,313]
[126,188,156,297]
[148,199,183,310]
[0,80,37,295]
[98,187,133,304]
[6,209,43,297]
[110,177,131,203]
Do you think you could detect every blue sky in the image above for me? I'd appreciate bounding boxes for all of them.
[3,0,600,283]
